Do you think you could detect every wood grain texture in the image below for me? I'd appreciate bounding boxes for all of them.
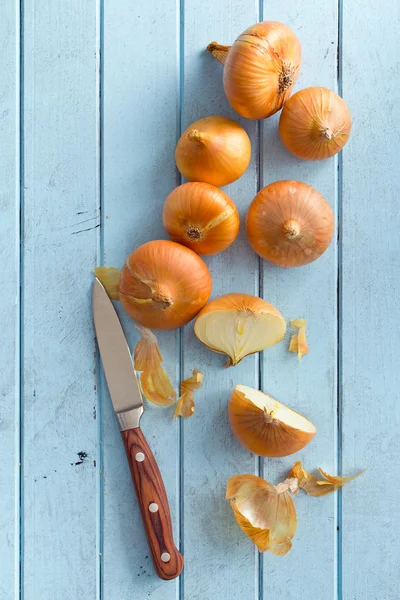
[121,428,183,580]
[22,2,99,598]
[260,2,339,597]
[0,3,19,599]
[341,1,400,598]
[181,2,260,599]
[102,1,181,598]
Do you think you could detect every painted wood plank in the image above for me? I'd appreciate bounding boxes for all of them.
[260,3,339,597]
[22,2,100,598]
[0,3,19,599]
[341,2,400,598]
[102,1,181,598]
[181,3,260,599]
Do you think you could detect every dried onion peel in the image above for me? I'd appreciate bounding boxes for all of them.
[246,181,334,268]
[226,474,297,555]
[228,385,316,457]
[94,267,121,300]
[290,461,365,497]
[289,319,308,359]
[174,369,204,419]
[133,326,176,406]
[194,293,286,367]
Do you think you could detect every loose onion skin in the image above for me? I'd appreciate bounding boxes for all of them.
[246,180,334,267]
[207,22,302,120]
[162,182,240,256]
[119,240,212,330]
[175,116,251,186]
[279,87,352,160]
[228,385,316,457]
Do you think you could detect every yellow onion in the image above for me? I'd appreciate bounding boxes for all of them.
[194,293,286,366]
[246,180,334,267]
[279,87,352,160]
[96,240,212,330]
[228,385,316,457]
[175,116,251,186]
[162,182,240,255]
[207,22,302,119]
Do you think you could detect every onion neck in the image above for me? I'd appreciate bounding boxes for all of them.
[206,42,231,65]
[278,64,295,94]
[187,129,205,145]
[263,407,276,424]
[152,290,173,310]
[320,127,334,140]
[185,225,203,240]
[282,219,301,239]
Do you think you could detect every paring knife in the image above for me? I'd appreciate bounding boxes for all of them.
[93,278,184,580]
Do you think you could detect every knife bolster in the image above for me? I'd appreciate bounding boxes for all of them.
[117,406,143,430]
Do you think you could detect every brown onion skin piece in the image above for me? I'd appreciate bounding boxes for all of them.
[119,240,212,330]
[228,388,316,458]
[279,87,352,160]
[246,180,334,268]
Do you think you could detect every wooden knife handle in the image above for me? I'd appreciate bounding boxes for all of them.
[121,427,184,580]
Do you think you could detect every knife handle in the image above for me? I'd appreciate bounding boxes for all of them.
[121,427,184,580]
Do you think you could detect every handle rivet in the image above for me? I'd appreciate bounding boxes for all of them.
[149,503,159,513]
[161,552,171,563]
[135,452,145,462]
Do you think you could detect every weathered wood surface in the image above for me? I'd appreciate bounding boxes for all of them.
[341,1,400,598]
[0,3,19,599]
[2,0,399,598]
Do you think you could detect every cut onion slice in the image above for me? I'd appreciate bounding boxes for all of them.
[194,293,286,366]
[228,384,316,457]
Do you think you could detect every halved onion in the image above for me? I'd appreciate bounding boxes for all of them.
[228,385,316,457]
[194,293,286,366]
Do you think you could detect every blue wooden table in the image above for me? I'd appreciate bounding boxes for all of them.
[1,1,399,599]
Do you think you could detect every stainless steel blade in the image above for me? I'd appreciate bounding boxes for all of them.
[93,278,143,429]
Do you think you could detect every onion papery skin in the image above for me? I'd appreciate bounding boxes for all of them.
[228,386,316,457]
[194,293,286,365]
[163,182,240,256]
[210,22,302,120]
[175,116,251,187]
[119,240,212,330]
[279,87,352,160]
[246,180,334,268]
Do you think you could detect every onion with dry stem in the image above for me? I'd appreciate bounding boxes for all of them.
[207,22,302,120]
[228,385,316,457]
[279,87,352,160]
[175,116,251,187]
[163,182,240,256]
[227,474,297,555]
[246,181,334,267]
[194,293,286,366]
[97,241,212,330]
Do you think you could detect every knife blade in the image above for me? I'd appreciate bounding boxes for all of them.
[93,278,183,580]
